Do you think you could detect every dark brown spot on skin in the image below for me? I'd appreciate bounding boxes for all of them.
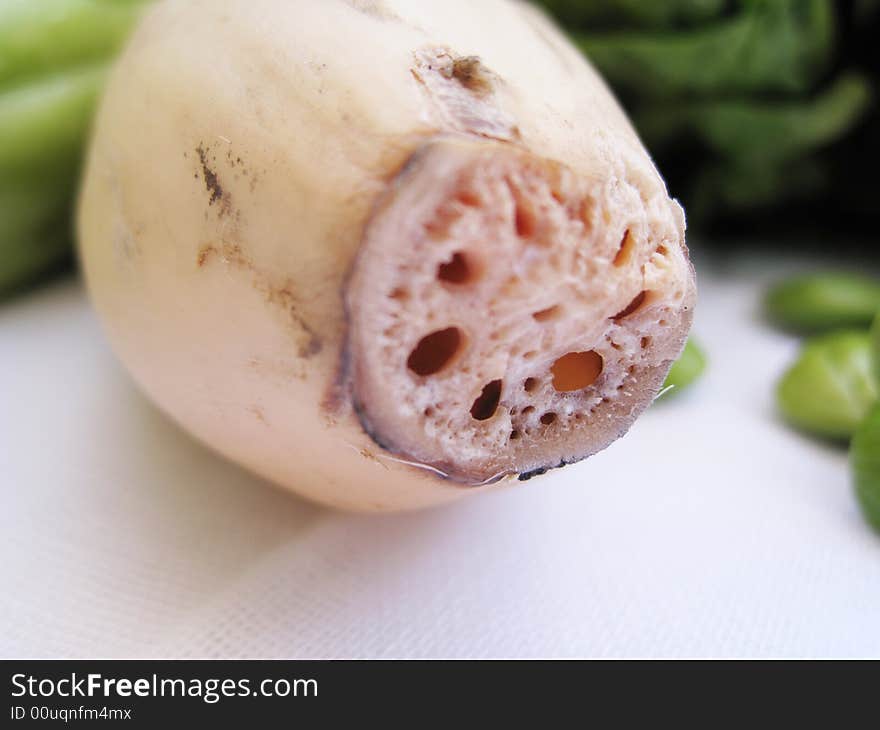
[197,144,223,205]
[451,57,493,96]
[196,143,234,218]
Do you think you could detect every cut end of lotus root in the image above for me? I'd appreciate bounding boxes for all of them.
[346,138,695,485]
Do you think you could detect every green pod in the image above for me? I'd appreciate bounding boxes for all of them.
[660,338,707,399]
[872,313,880,386]
[0,0,147,88]
[0,176,76,295]
[777,331,878,440]
[851,405,880,534]
[0,0,148,297]
[0,64,107,175]
[765,272,880,334]
[0,65,107,295]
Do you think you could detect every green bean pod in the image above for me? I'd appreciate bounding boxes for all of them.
[851,405,880,533]
[660,338,707,399]
[777,330,878,440]
[0,0,148,297]
[871,312,880,386]
[765,272,880,334]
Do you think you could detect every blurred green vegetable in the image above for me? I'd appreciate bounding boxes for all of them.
[765,273,880,333]
[0,0,148,297]
[660,338,707,398]
[872,312,880,385]
[851,404,880,533]
[538,0,878,226]
[538,0,725,29]
[638,74,871,214]
[777,330,877,440]
[573,0,834,98]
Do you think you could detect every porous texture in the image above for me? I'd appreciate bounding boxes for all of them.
[348,138,694,484]
[79,0,696,510]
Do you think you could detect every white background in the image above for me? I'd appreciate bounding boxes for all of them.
[2,250,879,658]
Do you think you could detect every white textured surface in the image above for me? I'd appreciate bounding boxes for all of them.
[2,253,879,658]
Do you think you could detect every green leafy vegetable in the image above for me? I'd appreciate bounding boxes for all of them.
[538,0,725,30]
[637,74,871,213]
[572,0,834,98]
[537,0,877,224]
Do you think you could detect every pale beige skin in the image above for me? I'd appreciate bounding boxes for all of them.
[79,0,695,511]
